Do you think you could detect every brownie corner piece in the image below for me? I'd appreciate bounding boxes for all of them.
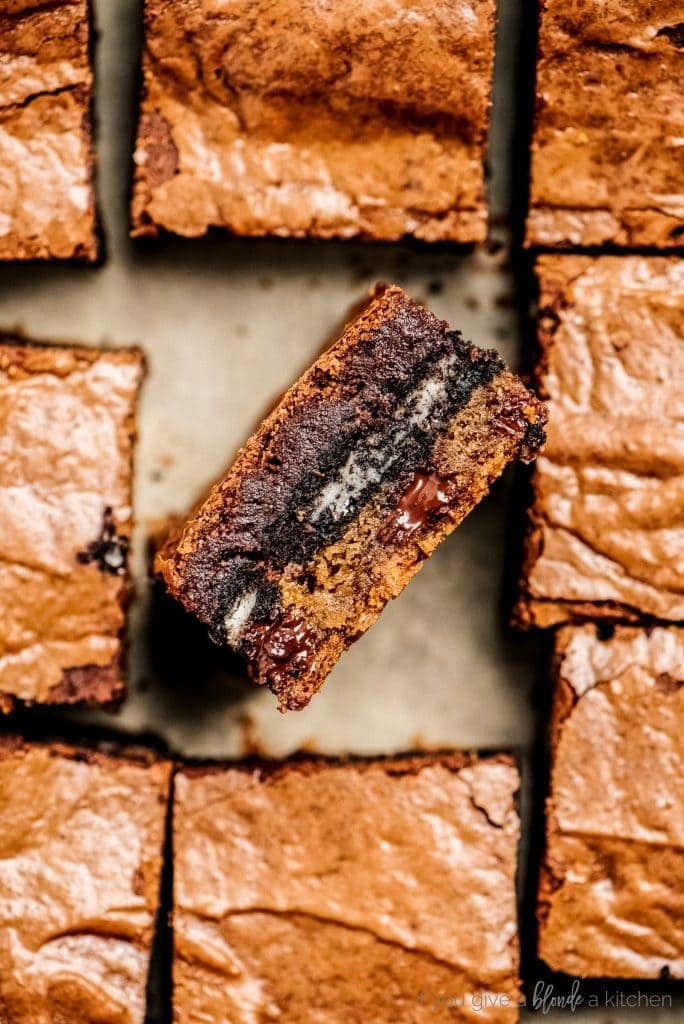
[0,0,99,262]
[539,624,684,978]
[173,751,521,1023]
[156,285,546,711]
[526,0,683,248]
[131,0,495,243]
[514,254,684,629]
[0,340,145,710]
[0,736,171,1022]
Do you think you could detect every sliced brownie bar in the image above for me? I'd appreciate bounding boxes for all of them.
[0,339,145,710]
[0,1,98,262]
[174,752,522,1023]
[527,0,683,248]
[515,256,684,629]
[0,736,171,1022]
[156,285,546,710]
[539,625,684,978]
[131,0,496,243]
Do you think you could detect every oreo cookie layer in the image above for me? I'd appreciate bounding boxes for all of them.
[156,285,546,709]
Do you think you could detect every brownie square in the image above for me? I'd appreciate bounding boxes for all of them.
[156,285,546,710]
[0,1,98,262]
[515,256,684,629]
[131,0,496,243]
[174,753,521,1023]
[0,737,171,1021]
[527,0,683,248]
[539,625,684,978]
[0,340,145,710]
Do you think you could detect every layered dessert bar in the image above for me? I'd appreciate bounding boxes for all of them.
[156,285,546,710]
[0,0,98,261]
[515,256,684,629]
[527,0,683,248]
[174,752,521,1022]
[131,0,496,243]
[0,339,145,710]
[539,625,684,978]
[0,736,172,1021]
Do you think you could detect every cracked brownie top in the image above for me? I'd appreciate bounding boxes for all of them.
[131,0,496,243]
[0,0,98,261]
[0,339,144,710]
[539,625,684,978]
[527,0,684,248]
[516,256,684,628]
[173,752,521,1023]
[0,736,171,1023]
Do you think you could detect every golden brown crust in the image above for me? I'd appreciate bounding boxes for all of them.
[539,625,684,978]
[0,737,172,1023]
[0,1,98,262]
[174,751,521,1022]
[527,0,684,248]
[131,0,496,243]
[0,339,145,709]
[515,256,684,629]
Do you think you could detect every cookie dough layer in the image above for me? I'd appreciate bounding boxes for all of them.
[539,626,684,978]
[174,753,521,1023]
[0,340,145,710]
[0,737,171,1023]
[516,256,684,629]
[527,0,684,248]
[0,1,98,261]
[131,0,496,243]
[156,285,546,710]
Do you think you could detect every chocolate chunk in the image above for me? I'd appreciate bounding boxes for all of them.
[77,507,129,577]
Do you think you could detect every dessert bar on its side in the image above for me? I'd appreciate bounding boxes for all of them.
[156,285,546,710]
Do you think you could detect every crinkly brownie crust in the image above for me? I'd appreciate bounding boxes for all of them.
[131,0,496,243]
[515,256,684,629]
[174,751,521,1023]
[0,1,98,261]
[526,0,684,248]
[0,339,145,710]
[539,626,684,978]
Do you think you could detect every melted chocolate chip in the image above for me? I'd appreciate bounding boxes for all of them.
[246,611,317,693]
[77,508,129,576]
[380,470,451,543]
[494,399,547,464]
[493,401,529,439]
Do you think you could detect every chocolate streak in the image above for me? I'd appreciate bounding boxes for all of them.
[379,470,451,543]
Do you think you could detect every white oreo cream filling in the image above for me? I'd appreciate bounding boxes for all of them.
[310,353,457,524]
[224,589,258,642]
